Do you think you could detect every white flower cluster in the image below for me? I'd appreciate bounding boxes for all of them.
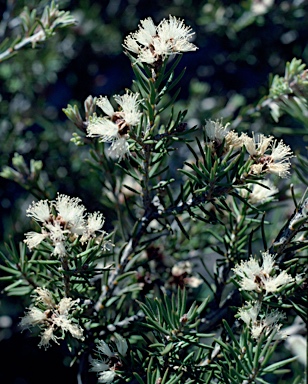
[24,194,108,256]
[232,252,294,294]
[238,302,287,339]
[171,260,203,288]
[90,336,128,383]
[242,132,294,178]
[123,15,198,65]
[204,119,243,153]
[87,91,141,161]
[204,120,294,178]
[20,287,84,349]
[239,180,278,205]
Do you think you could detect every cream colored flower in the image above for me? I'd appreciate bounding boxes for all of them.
[233,252,294,294]
[108,137,130,161]
[55,194,86,235]
[24,231,48,250]
[35,287,55,307]
[242,133,294,178]
[80,212,106,244]
[39,327,59,349]
[90,335,128,383]
[239,180,278,204]
[20,288,84,349]
[238,303,286,339]
[242,132,273,157]
[87,92,141,161]
[238,302,260,326]
[171,261,203,288]
[204,119,242,153]
[267,139,294,177]
[24,194,109,255]
[172,261,192,276]
[123,15,197,65]
[26,200,51,223]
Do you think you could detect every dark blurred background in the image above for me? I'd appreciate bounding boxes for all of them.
[0,0,307,383]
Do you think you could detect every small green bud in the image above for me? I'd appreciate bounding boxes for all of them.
[71,132,85,146]
[12,153,29,175]
[0,165,22,183]
[30,159,43,181]
[84,95,97,120]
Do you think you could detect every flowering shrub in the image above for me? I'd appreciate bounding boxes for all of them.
[0,5,307,384]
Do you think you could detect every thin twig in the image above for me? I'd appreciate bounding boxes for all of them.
[269,191,308,259]
[94,186,231,311]
[0,30,46,63]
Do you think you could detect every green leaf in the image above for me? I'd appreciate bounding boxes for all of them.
[261,356,298,373]
[133,372,146,384]
[174,216,190,239]
[161,343,174,355]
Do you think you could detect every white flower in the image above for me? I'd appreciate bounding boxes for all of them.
[80,212,106,244]
[138,48,156,64]
[24,231,48,249]
[87,92,141,161]
[267,139,294,178]
[97,340,114,358]
[204,119,229,142]
[35,287,55,308]
[90,336,128,383]
[19,307,47,329]
[172,261,192,276]
[46,221,66,241]
[90,359,110,373]
[45,221,67,256]
[251,310,286,340]
[108,137,130,161]
[24,195,109,254]
[185,275,203,288]
[97,370,116,384]
[38,327,59,349]
[156,15,197,53]
[87,212,105,233]
[55,194,86,235]
[242,133,273,157]
[263,271,294,293]
[52,240,67,256]
[58,297,76,315]
[238,303,286,340]
[171,261,203,288]
[242,133,294,178]
[87,117,119,142]
[19,289,84,349]
[238,302,260,326]
[239,180,278,204]
[204,119,242,153]
[133,17,156,47]
[53,314,84,340]
[96,96,115,117]
[113,92,141,126]
[123,15,197,65]
[225,130,243,149]
[233,252,294,294]
[26,200,51,223]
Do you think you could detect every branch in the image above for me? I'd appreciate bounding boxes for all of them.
[269,191,308,258]
[0,30,46,63]
[94,186,231,311]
